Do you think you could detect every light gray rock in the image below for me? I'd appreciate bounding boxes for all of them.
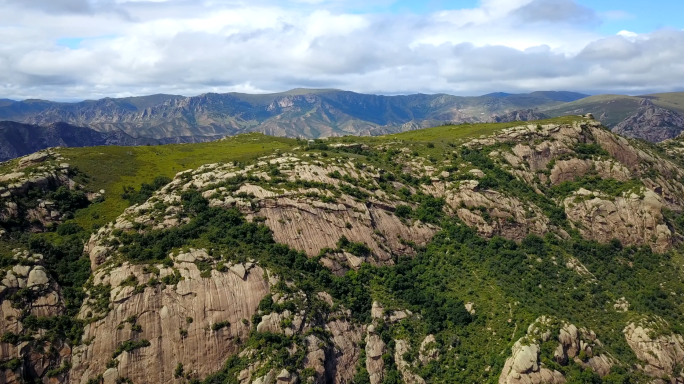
[102,368,119,384]
[2,271,18,288]
[27,268,49,287]
[512,344,539,373]
[230,264,247,280]
[12,265,31,277]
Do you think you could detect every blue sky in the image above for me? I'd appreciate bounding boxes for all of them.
[578,0,684,33]
[378,0,684,34]
[2,0,684,100]
[346,0,683,34]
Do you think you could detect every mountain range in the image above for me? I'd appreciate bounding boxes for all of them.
[2,116,684,383]
[1,89,684,161]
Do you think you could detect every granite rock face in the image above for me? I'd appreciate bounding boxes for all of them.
[499,317,613,384]
[0,250,69,384]
[612,104,684,143]
[70,258,271,384]
[624,320,684,382]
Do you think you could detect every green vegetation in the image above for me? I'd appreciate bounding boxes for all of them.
[549,175,643,199]
[61,133,296,229]
[212,321,231,331]
[112,339,152,358]
[121,175,172,205]
[2,116,683,383]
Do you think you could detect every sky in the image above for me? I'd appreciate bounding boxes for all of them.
[0,0,683,101]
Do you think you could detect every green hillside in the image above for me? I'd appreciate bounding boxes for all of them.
[2,116,684,384]
[542,95,645,126]
[642,92,684,115]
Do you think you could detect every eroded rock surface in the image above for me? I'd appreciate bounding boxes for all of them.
[499,317,613,384]
[70,258,270,384]
[624,320,684,381]
[0,249,69,384]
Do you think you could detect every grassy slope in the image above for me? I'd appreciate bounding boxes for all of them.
[542,95,645,126]
[642,92,684,115]
[60,133,296,229]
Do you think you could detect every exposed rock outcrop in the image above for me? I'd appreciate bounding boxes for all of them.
[488,109,549,123]
[70,258,271,384]
[563,189,673,252]
[612,104,684,143]
[0,249,69,384]
[499,317,613,384]
[624,320,684,381]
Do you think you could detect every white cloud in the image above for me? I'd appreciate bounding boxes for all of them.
[0,0,682,100]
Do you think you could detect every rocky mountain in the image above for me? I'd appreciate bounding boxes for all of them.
[1,115,684,383]
[543,93,684,142]
[0,121,223,162]
[0,90,587,142]
[4,90,684,147]
[487,108,549,123]
[612,100,684,142]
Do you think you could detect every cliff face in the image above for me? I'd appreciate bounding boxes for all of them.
[2,117,684,383]
[70,257,271,384]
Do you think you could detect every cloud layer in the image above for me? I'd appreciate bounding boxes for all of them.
[0,0,683,100]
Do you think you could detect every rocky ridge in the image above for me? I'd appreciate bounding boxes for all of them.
[612,100,684,143]
[1,117,684,383]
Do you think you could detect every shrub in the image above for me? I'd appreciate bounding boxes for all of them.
[212,321,231,331]
[394,205,413,219]
[112,339,151,358]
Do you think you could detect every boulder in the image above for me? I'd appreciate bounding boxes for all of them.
[27,268,49,287]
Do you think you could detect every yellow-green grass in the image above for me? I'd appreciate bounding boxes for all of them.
[645,92,684,115]
[59,133,296,229]
[335,116,584,144]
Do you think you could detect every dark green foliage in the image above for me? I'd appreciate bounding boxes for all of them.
[337,236,371,257]
[394,205,412,219]
[87,284,112,313]
[175,363,184,378]
[112,339,151,358]
[212,321,231,331]
[376,255,472,334]
[161,270,182,285]
[410,193,445,225]
[574,143,610,158]
[21,315,85,345]
[26,231,91,315]
[121,176,172,205]
[339,184,369,201]
[1,185,89,231]
[0,358,22,371]
[549,175,643,199]
[47,186,89,214]
[56,222,84,236]
[1,331,32,345]
[46,361,72,378]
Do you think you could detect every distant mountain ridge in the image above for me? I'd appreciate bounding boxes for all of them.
[0,121,221,162]
[542,93,684,142]
[3,88,684,145]
[0,89,587,140]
